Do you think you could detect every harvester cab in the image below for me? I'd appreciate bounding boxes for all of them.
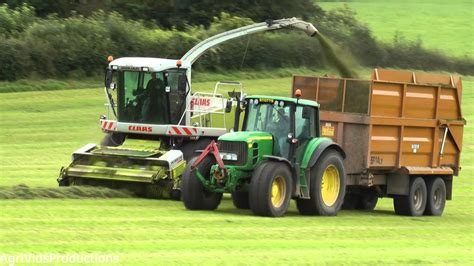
[58,17,319,199]
[182,92,347,217]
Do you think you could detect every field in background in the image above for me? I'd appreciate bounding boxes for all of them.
[0,73,473,264]
[318,0,474,58]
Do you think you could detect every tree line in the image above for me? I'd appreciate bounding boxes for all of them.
[0,2,472,81]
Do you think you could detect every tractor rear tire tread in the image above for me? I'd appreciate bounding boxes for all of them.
[296,150,346,216]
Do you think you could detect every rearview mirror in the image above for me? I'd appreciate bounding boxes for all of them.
[225,99,232,113]
[104,69,113,88]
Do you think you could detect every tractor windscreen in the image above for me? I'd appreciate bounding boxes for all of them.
[244,99,291,157]
[117,69,187,124]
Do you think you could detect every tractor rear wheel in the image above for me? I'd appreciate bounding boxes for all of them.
[182,156,222,210]
[232,191,250,209]
[424,177,446,216]
[296,150,346,216]
[249,162,292,217]
[393,177,427,216]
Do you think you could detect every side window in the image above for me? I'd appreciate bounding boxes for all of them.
[295,106,314,141]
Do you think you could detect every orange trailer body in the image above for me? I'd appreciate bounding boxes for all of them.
[292,68,464,199]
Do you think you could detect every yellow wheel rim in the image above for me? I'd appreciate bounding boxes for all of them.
[271,176,286,208]
[321,164,340,207]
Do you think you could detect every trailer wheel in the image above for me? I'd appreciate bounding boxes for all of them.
[424,177,446,216]
[296,150,346,216]
[182,156,222,210]
[356,188,378,210]
[393,177,427,216]
[249,162,292,217]
[232,191,250,209]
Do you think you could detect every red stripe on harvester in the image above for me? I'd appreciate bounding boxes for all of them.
[103,122,108,128]
[172,127,182,135]
[108,122,114,129]
[182,128,192,135]
[192,128,198,133]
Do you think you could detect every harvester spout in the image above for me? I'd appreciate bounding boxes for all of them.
[181,17,320,64]
[288,20,319,37]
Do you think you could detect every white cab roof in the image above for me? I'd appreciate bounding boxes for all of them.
[109,57,191,72]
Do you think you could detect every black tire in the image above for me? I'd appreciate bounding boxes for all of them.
[170,189,181,201]
[341,193,358,210]
[181,138,213,161]
[182,156,222,210]
[58,178,69,187]
[249,161,292,217]
[424,177,446,216]
[356,188,379,210]
[232,191,250,209]
[393,177,427,216]
[100,133,125,147]
[296,150,346,216]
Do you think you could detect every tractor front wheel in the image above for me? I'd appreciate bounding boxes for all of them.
[182,156,222,210]
[296,150,346,216]
[249,162,292,217]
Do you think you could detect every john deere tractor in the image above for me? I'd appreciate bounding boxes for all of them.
[182,91,347,217]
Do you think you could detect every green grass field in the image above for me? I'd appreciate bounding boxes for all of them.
[0,72,473,264]
[1,1,474,263]
[318,0,474,58]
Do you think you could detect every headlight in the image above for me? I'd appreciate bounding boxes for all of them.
[220,152,238,161]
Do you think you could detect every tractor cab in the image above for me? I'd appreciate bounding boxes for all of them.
[241,95,319,159]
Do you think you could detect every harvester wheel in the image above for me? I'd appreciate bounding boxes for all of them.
[424,177,446,216]
[182,156,222,210]
[356,188,378,210]
[231,191,250,209]
[393,177,427,216]
[100,133,125,147]
[296,150,346,216]
[249,162,292,217]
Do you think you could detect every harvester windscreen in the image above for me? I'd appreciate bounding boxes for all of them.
[117,70,187,124]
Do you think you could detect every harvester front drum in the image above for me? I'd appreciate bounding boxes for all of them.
[100,133,126,147]
[182,156,223,210]
[296,150,346,216]
[249,161,292,217]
